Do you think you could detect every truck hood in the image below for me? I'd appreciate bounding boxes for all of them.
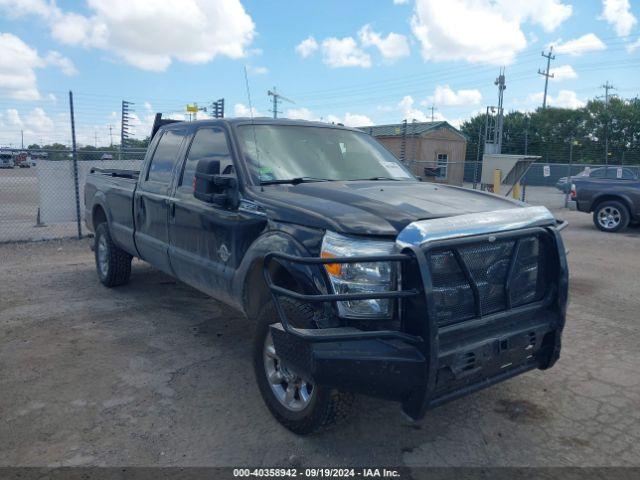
[252,181,524,236]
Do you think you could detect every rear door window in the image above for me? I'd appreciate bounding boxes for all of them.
[146,129,186,184]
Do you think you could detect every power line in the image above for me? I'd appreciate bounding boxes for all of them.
[538,46,555,109]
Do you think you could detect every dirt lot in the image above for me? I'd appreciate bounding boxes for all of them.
[1,209,639,467]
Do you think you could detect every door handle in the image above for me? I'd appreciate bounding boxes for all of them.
[169,202,176,217]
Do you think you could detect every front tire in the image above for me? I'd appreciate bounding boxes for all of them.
[94,222,132,287]
[593,200,629,232]
[253,299,353,435]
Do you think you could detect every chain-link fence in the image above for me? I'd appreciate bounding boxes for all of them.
[461,160,640,209]
[0,148,145,242]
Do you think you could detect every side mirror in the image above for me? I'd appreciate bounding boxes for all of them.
[194,158,239,208]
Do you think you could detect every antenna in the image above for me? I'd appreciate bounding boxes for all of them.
[267,87,294,119]
[484,67,506,154]
[244,66,262,190]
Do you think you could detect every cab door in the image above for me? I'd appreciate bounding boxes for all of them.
[168,126,259,300]
[134,128,187,275]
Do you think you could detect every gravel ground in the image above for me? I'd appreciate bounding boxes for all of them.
[0,209,639,467]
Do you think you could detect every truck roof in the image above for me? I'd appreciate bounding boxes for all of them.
[157,117,357,133]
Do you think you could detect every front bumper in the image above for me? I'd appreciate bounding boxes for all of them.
[264,222,568,420]
[270,306,562,419]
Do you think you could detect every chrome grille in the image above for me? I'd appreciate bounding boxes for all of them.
[428,234,547,327]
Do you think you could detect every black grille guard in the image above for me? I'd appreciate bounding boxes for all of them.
[263,211,567,347]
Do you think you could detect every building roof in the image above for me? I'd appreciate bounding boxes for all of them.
[358,121,466,140]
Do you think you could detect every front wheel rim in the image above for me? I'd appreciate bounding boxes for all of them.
[598,206,621,229]
[263,330,314,412]
[97,235,109,277]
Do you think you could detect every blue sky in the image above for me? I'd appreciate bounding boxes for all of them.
[0,0,638,147]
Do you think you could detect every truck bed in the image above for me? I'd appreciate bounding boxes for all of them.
[85,169,139,257]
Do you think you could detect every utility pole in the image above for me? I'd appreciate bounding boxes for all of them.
[600,81,615,171]
[94,131,98,148]
[428,104,437,122]
[21,130,24,149]
[108,124,114,147]
[538,46,555,109]
[268,87,294,119]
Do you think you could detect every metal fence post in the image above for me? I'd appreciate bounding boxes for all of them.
[564,137,574,208]
[473,126,482,189]
[69,90,82,239]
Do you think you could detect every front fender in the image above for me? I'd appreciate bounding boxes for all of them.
[232,229,330,317]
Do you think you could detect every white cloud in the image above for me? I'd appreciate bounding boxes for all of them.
[0,0,57,19]
[233,103,261,117]
[321,37,371,68]
[343,113,373,127]
[44,51,78,76]
[549,64,577,81]
[295,36,319,58]
[410,0,571,65]
[284,107,317,121]
[0,33,76,100]
[600,0,637,37]
[0,0,256,72]
[498,0,573,32]
[627,38,640,52]
[283,107,372,127]
[552,33,607,56]
[527,90,584,109]
[427,85,482,106]
[25,106,54,131]
[246,65,268,75]
[393,0,410,4]
[553,90,585,109]
[398,96,429,122]
[358,24,410,62]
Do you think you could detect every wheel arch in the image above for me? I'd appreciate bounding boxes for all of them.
[590,194,633,214]
[235,231,329,319]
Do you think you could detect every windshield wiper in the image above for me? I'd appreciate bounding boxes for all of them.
[260,177,334,186]
[347,176,404,181]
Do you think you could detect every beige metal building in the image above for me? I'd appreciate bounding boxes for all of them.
[360,122,468,186]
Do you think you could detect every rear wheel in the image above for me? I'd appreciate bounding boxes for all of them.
[593,201,629,233]
[253,299,353,435]
[94,222,132,287]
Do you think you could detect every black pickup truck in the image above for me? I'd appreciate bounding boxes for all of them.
[85,118,568,434]
[570,173,640,232]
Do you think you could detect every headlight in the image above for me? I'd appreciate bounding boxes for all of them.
[321,231,396,319]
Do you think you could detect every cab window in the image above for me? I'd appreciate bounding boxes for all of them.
[180,127,234,190]
[146,129,186,184]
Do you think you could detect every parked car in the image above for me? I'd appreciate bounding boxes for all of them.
[556,166,637,192]
[15,151,30,168]
[85,118,569,434]
[571,176,640,232]
[0,151,14,169]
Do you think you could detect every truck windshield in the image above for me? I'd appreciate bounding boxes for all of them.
[236,125,415,184]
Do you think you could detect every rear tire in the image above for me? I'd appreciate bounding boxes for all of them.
[593,200,629,233]
[253,299,353,435]
[94,222,132,287]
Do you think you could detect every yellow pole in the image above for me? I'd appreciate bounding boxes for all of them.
[512,182,521,200]
[493,168,502,194]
